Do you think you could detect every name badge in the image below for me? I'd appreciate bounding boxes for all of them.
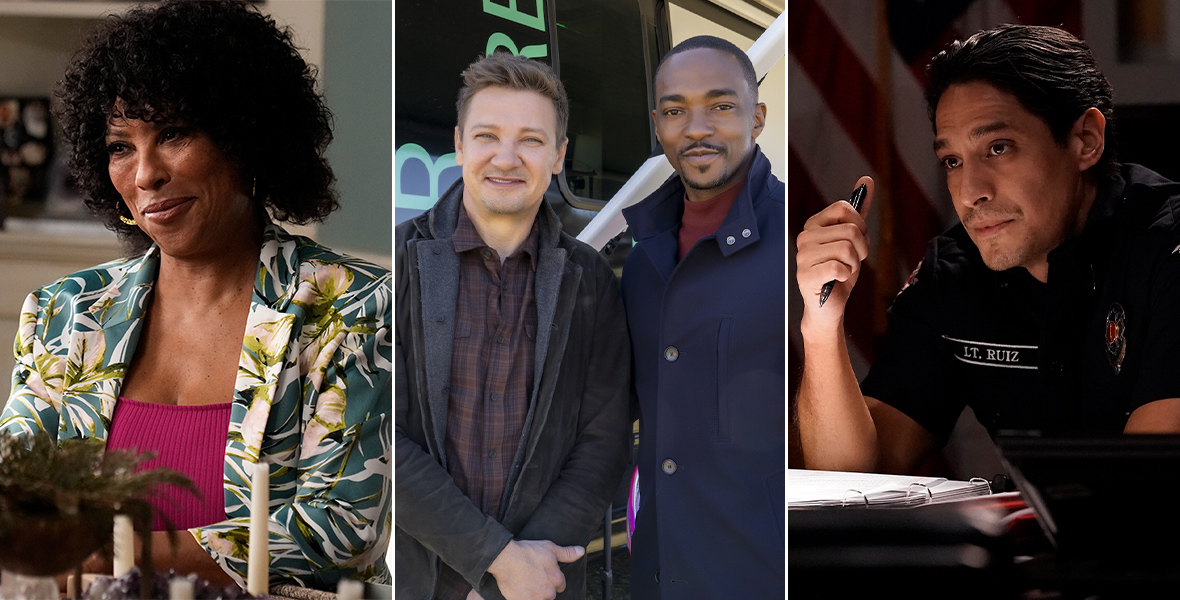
[942,335,1038,370]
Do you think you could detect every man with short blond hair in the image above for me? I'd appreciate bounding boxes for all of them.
[395,53,631,600]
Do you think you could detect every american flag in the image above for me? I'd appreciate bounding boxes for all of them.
[787,0,1081,466]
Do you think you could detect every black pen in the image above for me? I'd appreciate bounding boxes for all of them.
[817,183,867,308]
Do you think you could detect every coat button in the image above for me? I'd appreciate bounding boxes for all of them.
[662,459,677,475]
[488,450,497,458]
[433,247,441,254]
[654,569,660,583]
[725,235,736,245]
[742,228,751,238]
[663,346,678,362]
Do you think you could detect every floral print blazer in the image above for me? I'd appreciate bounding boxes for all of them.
[0,224,392,589]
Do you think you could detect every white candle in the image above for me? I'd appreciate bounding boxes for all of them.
[247,460,269,595]
[169,577,195,600]
[336,579,364,600]
[112,514,134,577]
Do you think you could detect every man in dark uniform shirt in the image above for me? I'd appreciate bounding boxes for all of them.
[795,24,1180,474]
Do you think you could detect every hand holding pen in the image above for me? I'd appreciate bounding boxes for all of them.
[818,183,868,307]
[795,177,874,313]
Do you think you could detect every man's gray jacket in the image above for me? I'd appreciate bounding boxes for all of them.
[394,180,631,600]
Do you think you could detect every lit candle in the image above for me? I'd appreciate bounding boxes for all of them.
[247,460,269,595]
[169,577,195,600]
[112,514,134,577]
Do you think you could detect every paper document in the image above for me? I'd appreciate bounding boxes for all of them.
[788,469,991,508]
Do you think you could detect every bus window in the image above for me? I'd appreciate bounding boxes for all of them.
[552,0,655,206]
[395,0,661,240]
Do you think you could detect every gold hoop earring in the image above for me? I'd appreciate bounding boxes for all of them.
[251,177,257,200]
[119,215,137,226]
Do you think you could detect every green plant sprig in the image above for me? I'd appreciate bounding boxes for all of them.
[0,428,199,535]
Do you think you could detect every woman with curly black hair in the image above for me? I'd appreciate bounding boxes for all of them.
[0,0,391,591]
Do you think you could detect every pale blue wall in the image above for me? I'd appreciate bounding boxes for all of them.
[319,0,392,258]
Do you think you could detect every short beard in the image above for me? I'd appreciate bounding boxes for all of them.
[482,197,537,216]
[974,229,1037,274]
[683,167,732,191]
[979,247,1022,272]
[676,141,730,191]
[962,208,1028,272]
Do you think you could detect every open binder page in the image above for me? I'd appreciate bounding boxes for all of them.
[788,469,991,508]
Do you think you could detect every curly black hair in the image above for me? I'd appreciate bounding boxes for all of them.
[57,0,337,250]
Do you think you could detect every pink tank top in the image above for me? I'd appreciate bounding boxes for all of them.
[106,397,233,531]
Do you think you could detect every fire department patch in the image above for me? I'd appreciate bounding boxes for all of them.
[1105,303,1126,374]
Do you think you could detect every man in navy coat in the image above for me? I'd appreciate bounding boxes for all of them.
[620,35,785,599]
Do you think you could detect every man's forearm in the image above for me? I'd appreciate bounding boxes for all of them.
[470,427,623,600]
[796,318,879,472]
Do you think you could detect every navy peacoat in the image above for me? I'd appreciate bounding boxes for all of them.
[621,146,785,599]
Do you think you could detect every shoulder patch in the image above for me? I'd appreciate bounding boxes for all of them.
[1105,303,1127,374]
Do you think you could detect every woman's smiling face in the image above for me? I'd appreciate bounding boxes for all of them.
[105,110,260,259]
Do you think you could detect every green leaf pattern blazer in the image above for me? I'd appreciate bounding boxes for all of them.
[0,224,392,588]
